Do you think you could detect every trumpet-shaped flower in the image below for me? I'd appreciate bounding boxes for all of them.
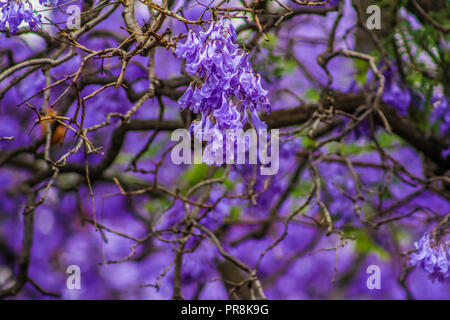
[0,0,47,34]
[410,233,450,282]
[175,19,271,163]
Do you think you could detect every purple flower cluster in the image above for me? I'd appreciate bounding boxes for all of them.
[0,0,46,34]
[382,67,411,116]
[175,19,270,163]
[431,94,450,136]
[410,233,450,282]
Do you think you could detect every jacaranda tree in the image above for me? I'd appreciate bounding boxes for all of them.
[0,0,449,299]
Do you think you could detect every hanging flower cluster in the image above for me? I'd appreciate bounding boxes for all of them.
[410,233,450,282]
[0,0,47,34]
[175,19,271,164]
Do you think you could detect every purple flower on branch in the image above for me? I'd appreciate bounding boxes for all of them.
[0,0,47,34]
[175,19,270,133]
[410,233,450,282]
[175,18,271,164]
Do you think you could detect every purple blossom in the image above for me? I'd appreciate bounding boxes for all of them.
[175,19,270,122]
[175,19,271,163]
[382,68,411,116]
[410,233,450,282]
[1,0,450,301]
[0,0,47,34]
[431,94,450,136]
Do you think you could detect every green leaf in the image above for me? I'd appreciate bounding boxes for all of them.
[302,137,317,148]
[181,163,210,189]
[213,168,236,191]
[292,181,313,198]
[228,206,242,220]
[354,59,369,85]
[261,34,277,49]
[282,59,298,74]
[350,229,390,260]
[145,198,171,214]
[304,88,320,103]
